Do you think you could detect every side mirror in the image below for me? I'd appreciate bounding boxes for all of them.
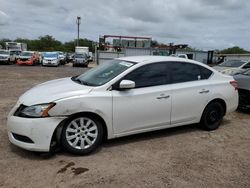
[119,80,135,89]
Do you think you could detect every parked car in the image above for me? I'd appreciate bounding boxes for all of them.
[72,53,89,67]
[42,52,60,67]
[0,50,12,64]
[88,52,93,62]
[234,69,250,109]
[7,56,238,155]
[57,51,66,65]
[9,50,21,63]
[213,60,250,75]
[66,53,74,63]
[16,51,40,66]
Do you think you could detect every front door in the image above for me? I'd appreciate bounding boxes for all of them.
[112,62,172,136]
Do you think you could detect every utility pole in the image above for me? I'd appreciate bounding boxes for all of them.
[76,16,81,46]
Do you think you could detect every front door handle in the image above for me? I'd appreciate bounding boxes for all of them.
[199,89,209,94]
[157,95,170,99]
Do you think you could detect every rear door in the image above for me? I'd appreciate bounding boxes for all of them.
[169,62,213,124]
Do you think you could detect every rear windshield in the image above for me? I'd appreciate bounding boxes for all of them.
[219,60,246,67]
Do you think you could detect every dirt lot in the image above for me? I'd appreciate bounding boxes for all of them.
[0,64,250,188]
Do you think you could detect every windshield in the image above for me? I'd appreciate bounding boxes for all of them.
[10,51,21,55]
[75,54,86,58]
[44,53,58,58]
[218,60,246,67]
[0,51,9,55]
[73,60,135,86]
[20,52,33,57]
[241,69,250,76]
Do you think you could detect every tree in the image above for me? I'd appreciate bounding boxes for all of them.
[0,38,12,49]
[219,46,249,54]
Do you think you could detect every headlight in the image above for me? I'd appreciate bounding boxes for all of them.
[20,103,55,118]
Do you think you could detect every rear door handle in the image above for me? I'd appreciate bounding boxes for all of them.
[199,89,209,94]
[157,95,170,99]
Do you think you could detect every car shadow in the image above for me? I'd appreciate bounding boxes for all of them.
[102,124,200,148]
[237,108,250,114]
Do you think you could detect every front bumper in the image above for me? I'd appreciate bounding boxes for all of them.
[0,59,9,63]
[7,114,66,152]
[17,60,33,65]
[42,61,59,66]
[73,61,88,65]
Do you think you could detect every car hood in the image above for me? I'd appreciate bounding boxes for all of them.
[233,74,250,90]
[19,77,93,106]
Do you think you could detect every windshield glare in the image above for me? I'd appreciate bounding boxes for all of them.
[75,60,135,86]
[75,54,86,58]
[20,52,33,57]
[44,53,58,58]
[219,60,245,67]
[0,51,9,55]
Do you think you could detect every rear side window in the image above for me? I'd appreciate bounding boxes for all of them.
[124,63,170,88]
[200,66,213,79]
[170,62,201,83]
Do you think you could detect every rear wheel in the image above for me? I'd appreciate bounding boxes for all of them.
[61,116,103,155]
[200,102,224,131]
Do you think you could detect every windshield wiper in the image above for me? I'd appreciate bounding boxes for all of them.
[71,76,90,86]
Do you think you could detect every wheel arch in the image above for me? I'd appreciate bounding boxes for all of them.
[50,111,108,151]
[205,98,227,116]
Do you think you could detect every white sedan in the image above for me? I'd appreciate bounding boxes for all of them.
[7,56,238,155]
[213,59,250,75]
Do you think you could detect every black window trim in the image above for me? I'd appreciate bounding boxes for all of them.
[112,61,214,90]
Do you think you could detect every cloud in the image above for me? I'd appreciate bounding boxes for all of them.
[0,10,9,26]
[0,0,250,50]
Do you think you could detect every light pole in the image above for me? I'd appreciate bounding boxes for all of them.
[76,16,81,46]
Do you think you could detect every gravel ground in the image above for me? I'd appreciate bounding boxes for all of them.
[0,64,250,188]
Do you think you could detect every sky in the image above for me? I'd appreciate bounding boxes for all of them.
[0,0,250,50]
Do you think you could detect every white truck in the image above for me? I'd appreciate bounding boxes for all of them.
[75,46,89,56]
[75,46,93,62]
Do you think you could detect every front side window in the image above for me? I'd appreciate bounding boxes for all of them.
[170,62,201,83]
[123,63,169,88]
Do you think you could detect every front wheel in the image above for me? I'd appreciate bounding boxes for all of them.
[61,116,103,155]
[200,102,224,131]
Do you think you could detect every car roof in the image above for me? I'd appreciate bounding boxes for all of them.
[118,55,201,65]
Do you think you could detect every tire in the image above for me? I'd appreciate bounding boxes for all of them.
[200,102,224,131]
[61,116,103,155]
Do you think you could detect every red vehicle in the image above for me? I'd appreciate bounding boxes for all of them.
[16,51,39,66]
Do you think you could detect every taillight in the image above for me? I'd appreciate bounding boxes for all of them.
[230,80,238,90]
